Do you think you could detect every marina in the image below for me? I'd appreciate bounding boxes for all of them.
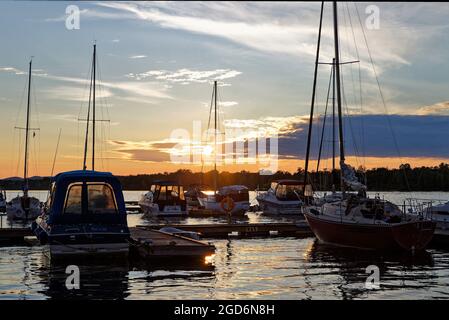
[0,0,449,303]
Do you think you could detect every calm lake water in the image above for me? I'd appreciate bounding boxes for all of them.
[1,191,449,300]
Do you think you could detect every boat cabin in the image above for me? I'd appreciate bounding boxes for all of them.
[149,181,186,210]
[44,170,128,226]
[215,185,249,202]
[270,180,313,201]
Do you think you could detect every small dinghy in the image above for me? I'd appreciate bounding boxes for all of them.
[159,227,201,240]
[31,170,130,258]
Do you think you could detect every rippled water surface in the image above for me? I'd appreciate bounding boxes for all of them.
[1,191,449,300]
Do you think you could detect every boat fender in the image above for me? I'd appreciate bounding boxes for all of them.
[220,196,235,213]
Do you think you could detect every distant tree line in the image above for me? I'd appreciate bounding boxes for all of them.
[2,163,449,191]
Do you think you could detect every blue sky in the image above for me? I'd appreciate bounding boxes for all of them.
[1,1,449,177]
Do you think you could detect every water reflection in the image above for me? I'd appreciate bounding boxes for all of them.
[34,252,216,300]
[303,239,436,299]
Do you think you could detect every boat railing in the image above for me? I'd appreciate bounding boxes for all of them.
[402,198,440,220]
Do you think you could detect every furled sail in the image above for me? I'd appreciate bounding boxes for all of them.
[340,161,367,192]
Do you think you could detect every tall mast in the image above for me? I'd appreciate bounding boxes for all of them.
[82,53,93,171]
[23,59,32,197]
[333,1,345,193]
[92,44,96,171]
[332,57,336,172]
[303,1,324,191]
[213,80,218,193]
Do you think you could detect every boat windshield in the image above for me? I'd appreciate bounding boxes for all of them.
[155,185,185,201]
[64,182,118,214]
[275,184,302,201]
[88,184,117,214]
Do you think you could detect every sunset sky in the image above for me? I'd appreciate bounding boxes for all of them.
[1,1,449,178]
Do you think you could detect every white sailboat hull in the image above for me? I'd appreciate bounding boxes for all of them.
[256,197,304,215]
[6,196,41,220]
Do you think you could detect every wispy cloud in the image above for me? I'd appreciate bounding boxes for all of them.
[220,101,238,107]
[0,66,26,75]
[416,101,449,115]
[95,1,439,71]
[129,55,147,59]
[42,85,113,102]
[37,73,173,101]
[125,68,241,85]
[45,8,135,22]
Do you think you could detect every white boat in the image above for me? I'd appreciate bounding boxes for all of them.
[139,181,188,217]
[256,180,311,215]
[197,185,250,215]
[424,201,449,231]
[6,59,41,220]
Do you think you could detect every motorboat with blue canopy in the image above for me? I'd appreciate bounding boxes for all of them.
[32,170,130,257]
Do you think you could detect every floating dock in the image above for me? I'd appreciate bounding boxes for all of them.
[142,221,314,238]
[187,208,247,218]
[125,201,141,213]
[129,227,215,259]
[0,227,32,245]
[0,226,215,261]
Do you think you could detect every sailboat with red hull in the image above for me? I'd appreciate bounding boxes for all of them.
[302,1,435,252]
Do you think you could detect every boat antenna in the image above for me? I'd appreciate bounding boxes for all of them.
[303,1,324,196]
[50,128,62,177]
[333,1,345,195]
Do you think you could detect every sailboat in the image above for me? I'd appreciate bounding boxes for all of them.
[6,59,42,220]
[302,1,435,252]
[196,81,250,215]
[32,44,130,258]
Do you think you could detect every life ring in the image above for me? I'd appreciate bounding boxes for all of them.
[220,196,235,213]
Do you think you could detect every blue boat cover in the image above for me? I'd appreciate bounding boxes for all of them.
[48,170,127,225]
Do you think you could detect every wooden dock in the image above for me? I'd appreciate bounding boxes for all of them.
[129,227,215,259]
[0,227,32,245]
[125,201,141,213]
[141,221,314,238]
[187,207,247,218]
[0,226,215,262]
